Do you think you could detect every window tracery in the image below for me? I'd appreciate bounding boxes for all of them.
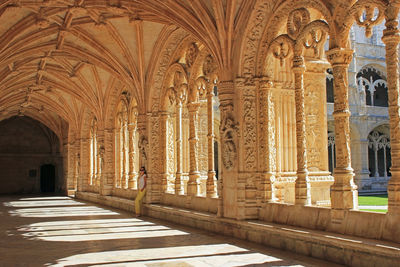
[368,130,391,178]
[357,66,388,107]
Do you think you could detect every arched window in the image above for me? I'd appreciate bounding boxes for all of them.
[327,131,336,174]
[89,118,98,186]
[357,66,388,107]
[326,69,334,103]
[368,130,391,178]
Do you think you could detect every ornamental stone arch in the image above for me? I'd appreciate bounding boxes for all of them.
[356,64,388,107]
[147,28,189,113]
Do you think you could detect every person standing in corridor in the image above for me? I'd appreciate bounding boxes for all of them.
[135,167,147,217]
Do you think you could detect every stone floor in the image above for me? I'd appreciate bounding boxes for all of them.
[0,195,343,267]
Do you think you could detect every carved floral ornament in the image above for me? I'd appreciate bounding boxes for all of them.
[268,19,329,67]
[287,8,310,40]
[185,43,199,68]
[353,4,384,38]
[203,55,218,81]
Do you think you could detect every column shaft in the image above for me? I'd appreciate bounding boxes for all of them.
[382,6,400,213]
[187,102,200,196]
[326,48,358,212]
[293,57,311,206]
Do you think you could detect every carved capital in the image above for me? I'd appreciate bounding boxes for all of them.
[326,48,353,66]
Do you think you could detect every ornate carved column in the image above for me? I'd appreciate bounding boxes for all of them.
[382,5,400,214]
[121,120,128,188]
[206,81,217,197]
[137,114,148,169]
[326,48,358,215]
[96,128,105,193]
[74,138,81,192]
[114,124,121,188]
[187,102,200,196]
[160,111,169,193]
[175,100,183,195]
[78,137,89,192]
[293,56,311,206]
[100,128,114,196]
[218,80,238,218]
[128,122,137,189]
[258,77,277,203]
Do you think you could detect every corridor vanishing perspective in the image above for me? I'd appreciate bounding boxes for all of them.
[0,196,340,266]
[1,0,400,266]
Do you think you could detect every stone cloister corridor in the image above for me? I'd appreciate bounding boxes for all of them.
[2,0,400,266]
[0,195,341,266]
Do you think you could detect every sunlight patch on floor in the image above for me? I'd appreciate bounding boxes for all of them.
[51,244,289,267]
[4,200,86,208]
[9,206,120,217]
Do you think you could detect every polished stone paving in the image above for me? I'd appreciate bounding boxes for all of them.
[0,195,343,267]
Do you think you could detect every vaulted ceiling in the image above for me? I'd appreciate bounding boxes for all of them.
[0,0,257,138]
[0,0,360,139]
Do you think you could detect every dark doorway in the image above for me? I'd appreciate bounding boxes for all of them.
[40,164,56,193]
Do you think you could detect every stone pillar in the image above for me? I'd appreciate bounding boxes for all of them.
[97,128,105,193]
[175,101,183,195]
[187,102,200,196]
[128,123,137,189]
[78,138,89,192]
[160,111,169,193]
[206,82,217,197]
[137,114,147,169]
[100,128,113,196]
[326,48,358,217]
[74,138,81,192]
[121,121,128,188]
[258,77,277,203]
[147,113,162,203]
[382,6,400,214]
[114,124,121,188]
[218,80,239,218]
[293,56,311,206]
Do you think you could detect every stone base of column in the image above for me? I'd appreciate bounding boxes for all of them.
[175,173,183,195]
[206,171,217,198]
[161,173,168,193]
[260,172,277,203]
[187,172,200,196]
[128,174,135,189]
[295,172,311,206]
[331,170,358,210]
[387,182,400,214]
[100,184,112,196]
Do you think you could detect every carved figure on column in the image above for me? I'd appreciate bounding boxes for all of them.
[220,107,238,171]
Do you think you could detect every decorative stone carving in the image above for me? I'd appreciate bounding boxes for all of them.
[287,8,310,39]
[382,5,400,214]
[353,4,384,38]
[185,43,199,68]
[203,55,217,79]
[220,108,238,171]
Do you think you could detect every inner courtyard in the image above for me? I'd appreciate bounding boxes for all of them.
[1,0,400,266]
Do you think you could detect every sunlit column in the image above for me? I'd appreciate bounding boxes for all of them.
[160,111,169,193]
[206,82,217,197]
[114,125,121,188]
[382,5,400,213]
[175,100,183,195]
[258,77,277,202]
[187,102,200,196]
[121,121,128,188]
[128,123,137,189]
[326,48,358,213]
[293,56,311,206]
